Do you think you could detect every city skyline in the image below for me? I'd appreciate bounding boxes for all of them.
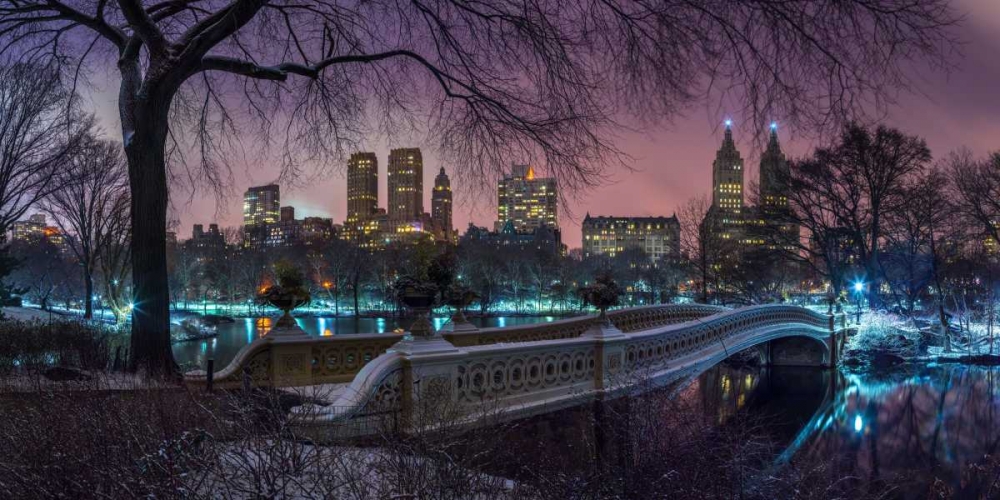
[66,0,998,248]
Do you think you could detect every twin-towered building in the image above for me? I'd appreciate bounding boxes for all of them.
[704,121,797,250]
[343,148,455,246]
[582,121,795,261]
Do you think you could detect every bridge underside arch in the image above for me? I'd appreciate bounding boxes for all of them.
[654,326,833,393]
[765,335,829,367]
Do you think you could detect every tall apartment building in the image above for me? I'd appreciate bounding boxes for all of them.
[387,148,423,222]
[759,123,789,213]
[431,167,454,241]
[346,152,379,223]
[243,184,280,227]
[582,214,681,261]
[712,121,745,214]
[243,184,280,248]
[496,164,558,233]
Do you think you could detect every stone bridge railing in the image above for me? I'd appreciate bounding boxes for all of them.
[183,303,727,389]
[443,303,727,346]
[292,305,848,439]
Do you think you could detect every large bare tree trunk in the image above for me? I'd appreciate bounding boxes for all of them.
[123,95,176,376]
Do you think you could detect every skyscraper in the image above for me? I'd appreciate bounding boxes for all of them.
[712,121,744,214]
[243,184,280,227]
[496,164,558,233]
[759,123,789,212]
[346,152,378,223]
[388,148,423,222]
[431,167,453,241]
[754,123,799,251]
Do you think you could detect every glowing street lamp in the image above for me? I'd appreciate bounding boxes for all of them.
[853,281,864,324]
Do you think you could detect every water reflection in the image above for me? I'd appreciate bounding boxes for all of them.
[485,362,998,494]
[793,365,1000,495]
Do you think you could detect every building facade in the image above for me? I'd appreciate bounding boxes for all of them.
[759,124,789,212]
[10,214,47,242]
[189,223,225,253]
[431,167,454,242]
[496,164,558,233]
[461,221,563,255]
[347,152,378,223]
[712,121,744,215]
[243,184,280,227]
[582,214,681,261]
[388,148,423,223]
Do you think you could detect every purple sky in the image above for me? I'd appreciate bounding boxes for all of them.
[82,0,1000,249]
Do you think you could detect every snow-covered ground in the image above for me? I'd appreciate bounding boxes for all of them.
[1,306,72,322]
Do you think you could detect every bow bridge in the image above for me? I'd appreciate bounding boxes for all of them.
[186,304,848,438]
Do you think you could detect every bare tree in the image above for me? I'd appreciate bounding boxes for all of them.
[948,151,1000,244]
[881,169,954,317]
[678,195,733,303]
[0,0,960,374]
[768,123,930,306]
[46,138,129,319]
[0,61,88,235]
[98,184,132,324]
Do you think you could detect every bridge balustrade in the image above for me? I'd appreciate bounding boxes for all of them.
[183,303,727,389]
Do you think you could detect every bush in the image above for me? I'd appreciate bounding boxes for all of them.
[0,320,127,375]
[847,311,919,357]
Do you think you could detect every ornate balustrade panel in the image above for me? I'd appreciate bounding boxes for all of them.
[184,332,404,389]
[454,342,598,405]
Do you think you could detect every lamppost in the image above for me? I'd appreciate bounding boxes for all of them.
[853,281,864,325]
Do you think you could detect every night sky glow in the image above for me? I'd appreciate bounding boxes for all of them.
[75,0,1000,248]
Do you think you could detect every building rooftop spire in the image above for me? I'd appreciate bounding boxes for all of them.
[766,122,782,156]
[720,119,736,152]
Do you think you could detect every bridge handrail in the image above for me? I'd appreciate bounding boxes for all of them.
[443,303,728,346]
[184,303,727,388]
[182,332,404,388]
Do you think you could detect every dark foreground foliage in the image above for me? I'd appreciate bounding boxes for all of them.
[0,320,127,376]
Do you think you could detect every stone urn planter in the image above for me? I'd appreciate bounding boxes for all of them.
[394,276,439,339]
[442,284,479,333]
[578,272,622,325]
[577,272,625,340]
[257,261,311,335]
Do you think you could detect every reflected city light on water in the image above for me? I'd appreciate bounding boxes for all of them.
[244,318,254,344]
[255,317,272,337]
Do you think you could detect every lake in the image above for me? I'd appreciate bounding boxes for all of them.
[498,362,1000,496]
